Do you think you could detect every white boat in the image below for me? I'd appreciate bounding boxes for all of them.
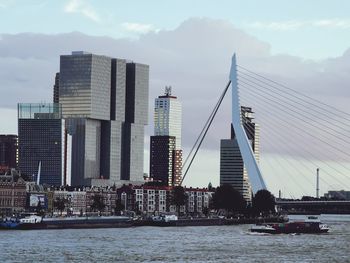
[250,224,276,234]
[20,215,43,224]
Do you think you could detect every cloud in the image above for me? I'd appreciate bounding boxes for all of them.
[249,19,350,31]
[312,19,350,29]
[0,0,13,8]
[122,22,159,34]
[250,21,305,31]
[1,17,350,196]
[64,0,100,22]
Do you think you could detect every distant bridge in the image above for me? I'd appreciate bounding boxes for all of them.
[276,200,350,214]
[181,53,350,198]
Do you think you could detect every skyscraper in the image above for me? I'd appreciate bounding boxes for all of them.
[0,135,18,172]
[154,86,182,149]
[58,51,149,186]
[122,62,149,181]
[220,106,259,202]
[150,87,182,186]
[18,103,63,186]
[53,72,59,104]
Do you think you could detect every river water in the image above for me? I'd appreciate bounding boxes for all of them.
[1,214,349,262]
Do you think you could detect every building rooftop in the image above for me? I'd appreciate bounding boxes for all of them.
[18,103,62,119]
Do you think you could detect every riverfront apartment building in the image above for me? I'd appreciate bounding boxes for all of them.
[0,170,27,214]
[18,103,64,186]
[0,134,18,172]
[117,184,212,215]
[220,106,260,202]
[150,87,182,186]
[58,51,149,186]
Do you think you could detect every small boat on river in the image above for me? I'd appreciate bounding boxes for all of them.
[250,216,330,234]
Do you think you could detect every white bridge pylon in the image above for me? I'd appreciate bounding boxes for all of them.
[230,54,267,194]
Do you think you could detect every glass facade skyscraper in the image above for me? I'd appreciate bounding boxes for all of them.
[18,103,63,186]
[220,106,259,202]
[150,87,182,186]
[58,52,149,186]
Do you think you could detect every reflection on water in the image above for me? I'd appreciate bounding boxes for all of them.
[1,215,349,263]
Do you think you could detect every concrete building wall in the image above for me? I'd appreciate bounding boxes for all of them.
[112,59,126,122]
[100,120,123,182]
[59,52,112,121]
[65,118,85,186]
[129,123,145,182]
[59,54,93,118]
[59,52,148,187]
[125,63,149,125]
[122,62,149,182]
[90,54,111,120]
[109,120,123,182]
[84,119,101,180]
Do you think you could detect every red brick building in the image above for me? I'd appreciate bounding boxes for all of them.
[0,171,27,215]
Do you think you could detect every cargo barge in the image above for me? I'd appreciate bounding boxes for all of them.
[0,215,133,230]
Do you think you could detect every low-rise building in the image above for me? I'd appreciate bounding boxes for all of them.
[53,189,87,215]
[121,184,213,216]
[0,170,27,215]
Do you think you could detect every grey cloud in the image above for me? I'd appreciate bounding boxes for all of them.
[1,17,350,162]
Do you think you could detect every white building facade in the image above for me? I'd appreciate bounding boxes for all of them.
[154,87,182,149]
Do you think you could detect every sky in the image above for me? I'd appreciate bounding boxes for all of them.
[1,0,350,198]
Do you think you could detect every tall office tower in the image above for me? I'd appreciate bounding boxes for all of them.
[53,72,60,104]
[122,62,149,181]
[220,106,259,202]
[150,87,182,186]
[59,52,148,186]
[18,103,64,186]
[0,135,18,172]
[154,86,182,149]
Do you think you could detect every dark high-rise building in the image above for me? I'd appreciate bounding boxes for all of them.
[18,103,63,186]
[150,87,182,186]
[220,106,260,202]
[0,135,18,172]
[53,72,60,104]
[150,136,176,185]
[122,62,149,181]
[59,52,149,186]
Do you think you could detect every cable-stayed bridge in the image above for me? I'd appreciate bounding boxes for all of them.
[182,54,350,199]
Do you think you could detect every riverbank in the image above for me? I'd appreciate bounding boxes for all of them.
[1,215,286,230]
[135,216,286,227]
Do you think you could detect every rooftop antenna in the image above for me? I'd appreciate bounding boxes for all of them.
[165,86,172,96]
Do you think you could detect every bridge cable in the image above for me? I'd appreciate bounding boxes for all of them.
[240,97,346,189]
[240,85,350,180]
[240,88,350,187]
[237,65,350,121]
[180,81,231,185]
[239,81,350,164]
[238,73,350,135]
[240,114,312,195]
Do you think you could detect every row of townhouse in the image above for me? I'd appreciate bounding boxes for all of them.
[1,179,213,216]
[118,185,213,215]
[49,185,213,216]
